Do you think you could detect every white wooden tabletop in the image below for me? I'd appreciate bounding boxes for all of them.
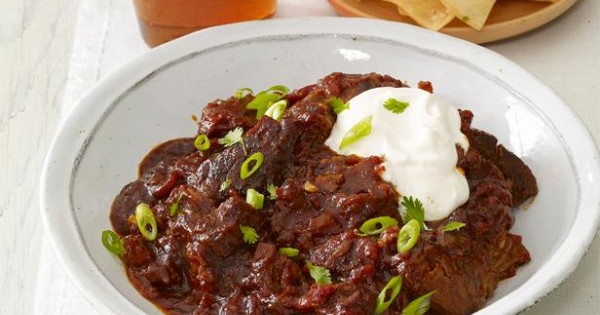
[1,0,598,314]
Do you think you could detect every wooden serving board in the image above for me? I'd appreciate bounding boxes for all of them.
[328,0,578,43]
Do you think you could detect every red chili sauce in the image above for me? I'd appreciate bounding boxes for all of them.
[110,73,537,315]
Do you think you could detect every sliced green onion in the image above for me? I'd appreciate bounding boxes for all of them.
[240,152,264,179]
[246,93,280,118]
[169,193,184,216]
[234,87,253,99]
[397,219,421,253]
[339,115,373,150]
[135,203,157,241]
[220,178,232,192]
[278,247,299,257]
[264,100,287,120]
[246,85,289,118]
[264,85,289,95]
[240,225,259,244]
[267,184,278,200]
[383,98,410,114]
[306,261,332,285]
[101,230,125,257]
[194,134,210,151]
[402,291,436,315]
[246,188,264,210]
[357,216,399,236]
[375,275,403,314]
[442,221,466,232]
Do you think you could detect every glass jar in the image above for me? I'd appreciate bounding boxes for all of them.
[133,0,277,47]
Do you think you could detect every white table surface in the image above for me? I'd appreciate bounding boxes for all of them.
[1,0,598,314]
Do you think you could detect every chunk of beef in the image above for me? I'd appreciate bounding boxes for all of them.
[111,73,536,315]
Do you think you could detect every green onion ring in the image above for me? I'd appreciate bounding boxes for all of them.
[240,152,264,179]
[135,203,158,241]
[357,216,399,236]
[246,85,289,118]
[101,230,125,257]
[194,134,210,151]
[264,100,287,120]
[234,87,253,99]
[375,275,403,314]
[264,85,289,95]
[397,219,421,253]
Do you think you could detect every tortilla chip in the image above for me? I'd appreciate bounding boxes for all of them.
[440,0,497,30]
[385,0,454,30]
[382,0,408,16]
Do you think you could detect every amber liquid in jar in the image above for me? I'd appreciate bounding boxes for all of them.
[133,0,277,47]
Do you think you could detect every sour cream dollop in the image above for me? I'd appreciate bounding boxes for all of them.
[325,87,470,221]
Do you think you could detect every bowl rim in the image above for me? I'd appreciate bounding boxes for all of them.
[40,17,600,315]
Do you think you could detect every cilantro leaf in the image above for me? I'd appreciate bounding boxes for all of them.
[383,98,410,114]
[329,97,349,115]
[402,196,425,229]
[239,225,259,244]
[306,261,332,285]
[442,221,466,232]
[267,184,278,200]
[218,127,247,155]
[218,127,243,147]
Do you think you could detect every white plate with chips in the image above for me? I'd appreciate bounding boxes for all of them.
[41,17,600,314]
[329,0,578,43]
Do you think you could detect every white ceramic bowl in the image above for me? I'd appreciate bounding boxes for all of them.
[40,18,600,315]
